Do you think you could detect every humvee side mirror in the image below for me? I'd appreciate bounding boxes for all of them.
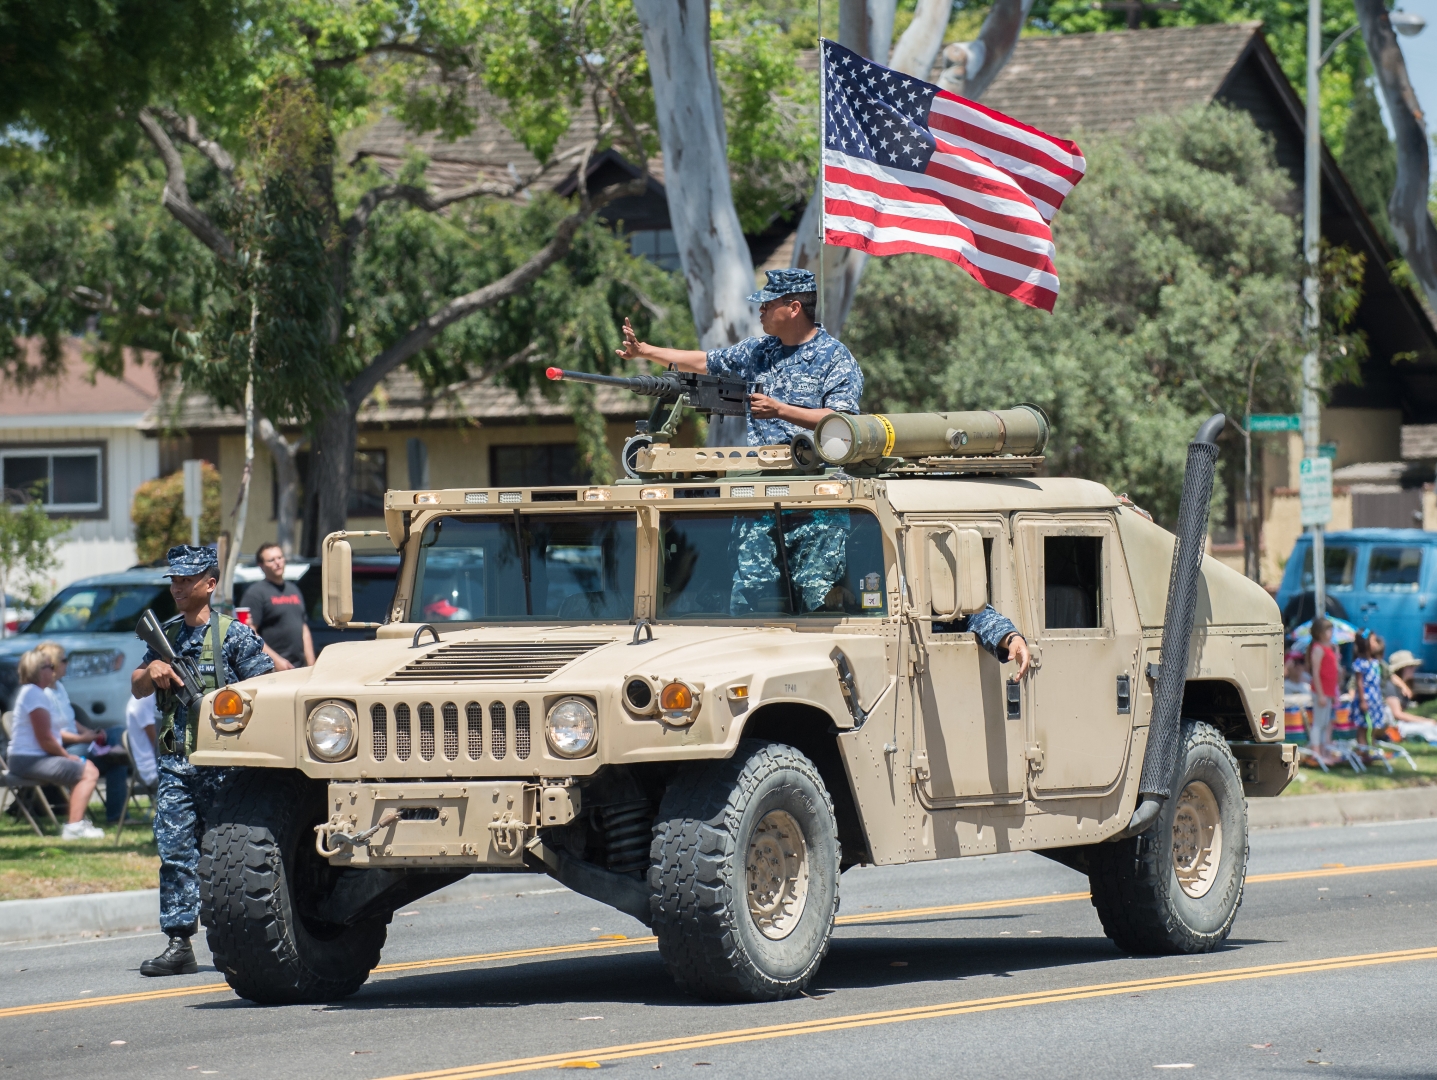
[323,535,354,627]
[926,526,988,618]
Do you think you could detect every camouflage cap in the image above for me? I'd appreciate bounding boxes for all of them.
[746,268,818,304]
[163,544,220,578]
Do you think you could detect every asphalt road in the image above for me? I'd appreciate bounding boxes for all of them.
[3,819,1435,1080]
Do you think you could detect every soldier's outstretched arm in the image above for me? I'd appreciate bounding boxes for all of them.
[615,318,707,372]
[963,604,1031,677]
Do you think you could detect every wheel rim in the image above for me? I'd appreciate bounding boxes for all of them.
[745,810,810,940]
[1171,780,1223,899]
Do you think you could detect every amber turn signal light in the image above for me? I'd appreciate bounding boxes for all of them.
[213,689,245,718]
[659,682,693,711]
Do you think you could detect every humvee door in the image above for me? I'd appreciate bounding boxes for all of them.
[906,515,1025,804]
[1013,512,1142,796]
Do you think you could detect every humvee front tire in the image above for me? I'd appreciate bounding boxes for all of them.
[650,740,840,1001]
[200,771,389,1004]
[1088,720,1249,954]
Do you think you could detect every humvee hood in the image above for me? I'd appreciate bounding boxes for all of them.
[1115,506,1281,628]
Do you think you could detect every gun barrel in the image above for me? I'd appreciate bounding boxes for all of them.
[136,610,175,661]
[545,367,678,398]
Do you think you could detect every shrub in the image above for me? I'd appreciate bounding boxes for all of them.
[131,463,221,565]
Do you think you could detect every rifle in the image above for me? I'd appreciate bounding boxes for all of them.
[135,609,205,712]
[545,366,755,442]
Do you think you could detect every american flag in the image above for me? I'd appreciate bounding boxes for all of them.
[820,39,1086,312]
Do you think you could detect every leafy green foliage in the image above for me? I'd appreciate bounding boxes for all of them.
[130,462,222,566]
[847,107,1310,525]
[0,148,209,383]
[0,494,70,608]
[1339,74,1397,246]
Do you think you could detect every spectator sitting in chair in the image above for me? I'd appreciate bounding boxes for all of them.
[36,641,130,826]
[5,649,104,839]
[1385,650,1437,744]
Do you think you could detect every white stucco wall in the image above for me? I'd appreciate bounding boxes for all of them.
[0,417,159,590]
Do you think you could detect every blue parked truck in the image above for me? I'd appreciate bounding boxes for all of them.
[1275,528,1437,696]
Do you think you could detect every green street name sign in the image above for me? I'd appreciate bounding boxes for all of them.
[1246,414,1302,432]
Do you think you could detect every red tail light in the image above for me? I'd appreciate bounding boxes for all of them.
[1424,624,1437,645]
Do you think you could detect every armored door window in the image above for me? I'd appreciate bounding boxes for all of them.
[1043,535,1102,629]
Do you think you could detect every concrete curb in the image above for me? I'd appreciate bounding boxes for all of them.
[3,791,1434,942]
[1249,785,1437,829]
[0,888,158,944]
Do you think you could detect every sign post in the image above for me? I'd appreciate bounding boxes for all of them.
[1300,456,1332,614]
[182,459,204,547]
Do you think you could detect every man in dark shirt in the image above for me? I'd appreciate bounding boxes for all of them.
[239,542,315,670]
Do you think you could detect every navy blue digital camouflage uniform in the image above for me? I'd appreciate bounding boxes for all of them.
[711,270,865,610]
[938,605,1022,661]
[138,546,273,936]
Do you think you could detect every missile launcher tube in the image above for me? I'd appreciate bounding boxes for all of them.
[814,405,1049,465]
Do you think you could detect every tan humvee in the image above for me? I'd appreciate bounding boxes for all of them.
[190,457,1295,1005]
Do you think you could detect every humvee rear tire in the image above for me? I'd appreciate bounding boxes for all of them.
[200,770,389,1004]
[650,740,840,1002]
[1087,720,1248,954]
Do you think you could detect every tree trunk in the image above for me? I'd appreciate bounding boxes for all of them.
[220,293,259,607]
[634,0,760,351]
[1354,0,1437,313]
[937,0,1036,99]
[793,0,955,336]
[259,417,300,557]
[312,402,357,548]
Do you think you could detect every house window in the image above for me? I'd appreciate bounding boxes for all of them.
[350,449,388,517]
[490,444,581,488]
[629,228,681,271]
[2,447,103,512]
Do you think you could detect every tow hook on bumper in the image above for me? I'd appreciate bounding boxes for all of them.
[317,780,582,868]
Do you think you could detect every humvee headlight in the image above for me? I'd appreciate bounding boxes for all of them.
[659,681,699,724]
[546,697,597,758]
[307,701,357,761]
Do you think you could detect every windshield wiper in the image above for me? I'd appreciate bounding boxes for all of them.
[771,502,797,614]
[511,507,533,616]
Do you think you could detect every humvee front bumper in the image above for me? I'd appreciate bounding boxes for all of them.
[317,780,582,868]
[1230,742,1300,797]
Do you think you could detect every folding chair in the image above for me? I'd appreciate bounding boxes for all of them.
[1328,700,1367,772]
[114,729,157,845]
[0,712,60,836]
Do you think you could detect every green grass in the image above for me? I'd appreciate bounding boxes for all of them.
[0,797,158,901]
[1283,740,1437,796]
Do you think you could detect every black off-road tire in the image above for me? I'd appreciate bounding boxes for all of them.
[199,770,389,1004]
[1087,720,1249,954]
[650,740,840,1002]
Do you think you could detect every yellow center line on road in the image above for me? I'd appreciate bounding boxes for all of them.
[372,945,1437,1080]
[3,856,1434,1020]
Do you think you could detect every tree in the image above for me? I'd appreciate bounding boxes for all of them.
[846,106,1310,539]
[3,1,692,547]
[0,494,71,635]
[1354,0,1437,314]
[131,463,222,566]
[1340,67,1397,246]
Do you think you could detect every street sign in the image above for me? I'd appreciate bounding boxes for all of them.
[1246,413,1301,432]
[1300,456,1332,527]
[1318,442,1338,460]
[182,459,204,546]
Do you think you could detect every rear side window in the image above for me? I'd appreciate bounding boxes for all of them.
[1301,545,1357,591]
[1044,535,1102,629]
[1367,547,1423,592]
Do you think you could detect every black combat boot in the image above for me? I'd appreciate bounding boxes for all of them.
[140,935,197,977]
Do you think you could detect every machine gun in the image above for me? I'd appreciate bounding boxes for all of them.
[545,366,751,437]
[135,608,205,712]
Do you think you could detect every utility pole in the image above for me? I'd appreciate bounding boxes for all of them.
[1302,0,1326,619]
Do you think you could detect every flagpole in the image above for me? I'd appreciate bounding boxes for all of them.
[817,4,826,327]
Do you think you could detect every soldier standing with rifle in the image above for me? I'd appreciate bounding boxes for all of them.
[130,545,272,977]
[616,268,863,446]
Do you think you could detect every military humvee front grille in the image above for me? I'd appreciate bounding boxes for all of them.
[490,701,507,758]
[418,702,436,761]
[371,704,387,761]
[515,701,531,759]
[385,641,609,682]
[395,703,412,761]
[465,701,483,759]
[442,701,459,760]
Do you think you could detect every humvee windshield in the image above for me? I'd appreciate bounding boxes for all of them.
[411,513,636,622]
[659,509,887,618]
